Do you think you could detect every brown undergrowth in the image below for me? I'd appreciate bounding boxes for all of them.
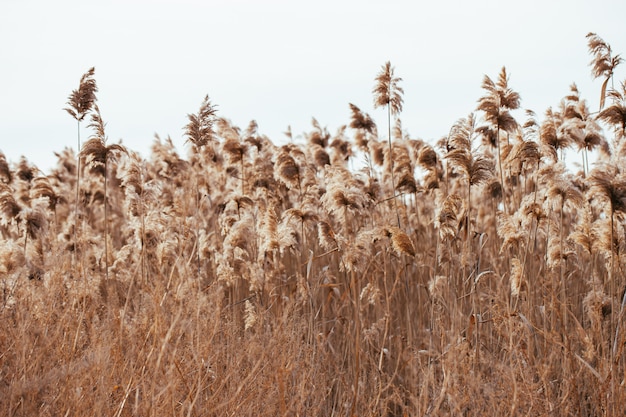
[1,33,626,416]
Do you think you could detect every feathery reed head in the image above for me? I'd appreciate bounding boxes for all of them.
[373,61,404,116]
[16,157,36,183]
[417,145,438,170]
[436,194,463,241]
[369,141,385,166]
[311,144,331,168]
[87,104,107,141]
[275,147,300,190]
[446,114,494,186]
[64,67,98,122]
[587,33,622,110]
[222,137,248,165]
[486,177,503,200]
[330,126,352,163]
[317,221,338,251]
[31,176,64,211]
[583,288,612,339]
[508,137,540,176]
[308,117,330,148]
[391,143,418,193]
[19,207,48,240]
[321,166,368,219]
[587,32,622,80]
[0,184,21,224]
[81,107,127,173]
[0,152,11,184]
[547,174,584,211]
[349,103,376,133]
[597,82,626,139]
[477,67,520,136]
[185,95,218,149]
[385,226,416,257]
[589,163,626,214]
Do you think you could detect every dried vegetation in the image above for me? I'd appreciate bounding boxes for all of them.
[1,34,626,416]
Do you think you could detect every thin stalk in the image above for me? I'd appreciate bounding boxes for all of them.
[195,178,201,276]
[472,283,480,373]
[609,209,616,416]
[467,178,472,274]
[519,216,535,314]
[610,210,615,350]
[141,203,146,284]
[387,102,401,228]
[349,269,361,415]
[496,122,507,215]
[104,158,109,281]
[540,196,553,333]
[560,200,567,336]
[73,120,81,271]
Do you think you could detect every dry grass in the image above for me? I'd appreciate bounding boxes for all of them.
[1,35,626,416]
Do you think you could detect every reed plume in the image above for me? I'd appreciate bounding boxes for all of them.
[446,114,494,188]
[597,81,626,142]
[308,117,331,148]
[118,151,158,282]
[63,67,98,134]
[373,62,404,116]
[31,177,63,212]
[0,183,21,226]
[588,163,626,386]
[64,67,98,124]
[81,105,127,280]
[387,142,417,195]
[446,114,494,269]
[185,95,218,150]
[329,126,352,165]
[31,176,64,234]
[385,226,416,257]
[373,61,404,227]
[185,95,219,273]
[0,152,11,184]
[348,103,376,139]
[19,206,48,260]
[222,128,249,194]
[417,145,439,170]
[587,32,622,111]
[547,168,584,332]
[320,166,368,231]
[64,67,98,271]
[310,144,331,169]
[275,146,302,194]
[508,112,540,180]
[561,84,608,174]
[476,67,520,213]
[317,220,339,252]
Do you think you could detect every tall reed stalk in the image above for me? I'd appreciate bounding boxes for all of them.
[373,61,404,227]
[81,105,127,280]
[64,67,97,273]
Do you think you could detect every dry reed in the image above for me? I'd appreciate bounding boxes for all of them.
[2,33,626,417]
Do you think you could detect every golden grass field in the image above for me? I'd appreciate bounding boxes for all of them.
[1,33,626,416]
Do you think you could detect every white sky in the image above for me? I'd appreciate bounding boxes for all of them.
[1,0,625,173]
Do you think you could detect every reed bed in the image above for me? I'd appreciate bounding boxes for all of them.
[1,33,626,416]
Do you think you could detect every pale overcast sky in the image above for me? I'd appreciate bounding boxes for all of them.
[1,0,625,172]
